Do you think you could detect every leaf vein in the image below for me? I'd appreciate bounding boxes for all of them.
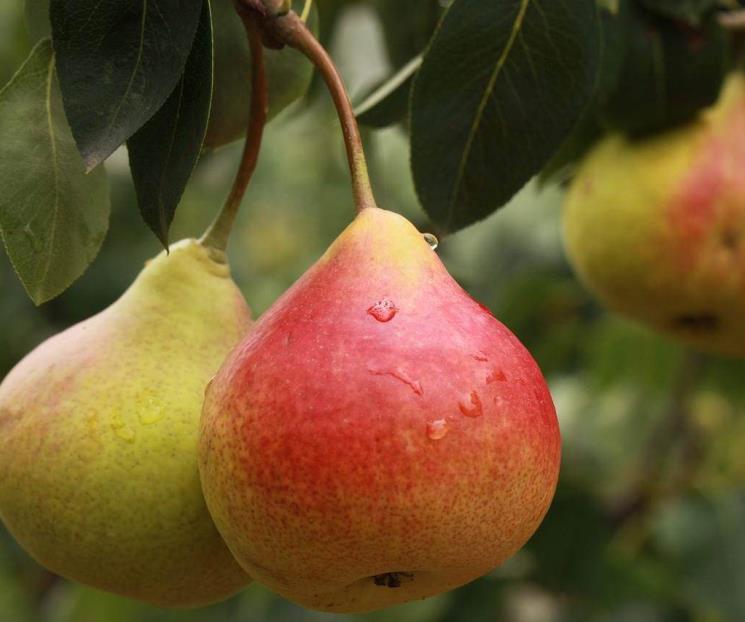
[446,0,531,227]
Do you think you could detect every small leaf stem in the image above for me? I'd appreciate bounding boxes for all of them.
[300,0,314,22]
[200,3,269,251]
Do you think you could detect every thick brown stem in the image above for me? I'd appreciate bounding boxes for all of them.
[269,11,377,212]
[201,5,269,251]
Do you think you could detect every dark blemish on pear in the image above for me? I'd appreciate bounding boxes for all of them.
[373,572,414,588]
[671,313,720,333]
[720,228,740,251]
[367,299,398,322]
[472,352,488,362]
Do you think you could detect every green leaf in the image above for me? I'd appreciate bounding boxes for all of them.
[410,0,601,232]
[539,0,628,183]
[638,0,719,24]
[373,0,445,69]
[0,40,110,305]
[24,0,50,41]
[601,4,729,136]
[355,55,421,128]
[653,492,745,619]
[50,0,203,169]
[127,0,213,246]
[203,0,315,149]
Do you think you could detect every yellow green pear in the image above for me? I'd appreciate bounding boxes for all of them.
[0,240,252,606]
[563,73,745,356]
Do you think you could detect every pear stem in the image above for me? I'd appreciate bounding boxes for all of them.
[270,11,377,212]
[200,5,269,251]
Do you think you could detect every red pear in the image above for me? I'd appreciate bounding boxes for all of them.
[199,207,560,613]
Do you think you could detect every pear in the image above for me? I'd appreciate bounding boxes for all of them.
[563,73,745,356]
[0,240,252,607]
[199,207,561,613]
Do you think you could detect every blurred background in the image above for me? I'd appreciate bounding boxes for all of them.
[2,1,745,621]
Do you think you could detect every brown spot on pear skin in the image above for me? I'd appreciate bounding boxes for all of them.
[671,313,720,333]
[372,572,414,588]
[720,227,740,251]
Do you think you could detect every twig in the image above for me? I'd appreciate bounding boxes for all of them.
[200,3,269,251]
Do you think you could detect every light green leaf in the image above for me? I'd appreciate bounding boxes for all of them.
[0,39,110,305]
[24,0,50,41]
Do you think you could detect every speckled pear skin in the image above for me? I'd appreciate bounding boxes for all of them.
[0,240,252,607]
[564,74,745,356]
[199,208,560,613]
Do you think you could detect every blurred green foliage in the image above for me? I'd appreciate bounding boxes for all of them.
[2,2,745,621]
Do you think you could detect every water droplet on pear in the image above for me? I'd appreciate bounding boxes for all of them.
[458,391,484,418]
[423,233,439,250]
[367,299,398,322]
[427,419,448,440]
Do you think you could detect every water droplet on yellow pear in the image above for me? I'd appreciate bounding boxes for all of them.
[423,233,439,250]
[110,412,136,443]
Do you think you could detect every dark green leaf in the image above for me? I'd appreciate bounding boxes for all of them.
[204,0,315,149]
[355,56,421,128]
[638,0,719,24]
[127,0,213,246]
[373,0,445,69]
[528,484,614,596]
[410,0,601,232]
[601,4,729,136]
[24,0,50,41]
[50,0,203,169]
[539,0,628,183]
[538,113,604,185]
[0,40,110,305]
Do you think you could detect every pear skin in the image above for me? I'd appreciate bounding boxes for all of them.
[0,240,252,607]
[199,208,561,613]
[564,73,745,356]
